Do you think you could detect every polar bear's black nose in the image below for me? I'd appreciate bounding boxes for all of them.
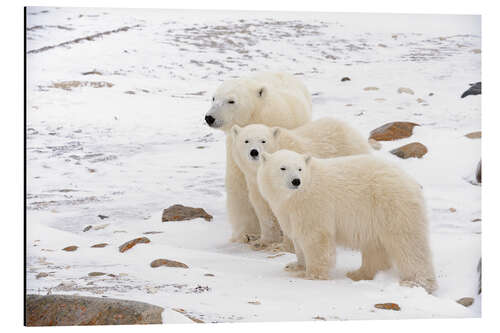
[250,149,259,157]
[292,178,301,186]
[205,115,215,125]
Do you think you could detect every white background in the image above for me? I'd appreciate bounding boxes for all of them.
[2,0,499,332]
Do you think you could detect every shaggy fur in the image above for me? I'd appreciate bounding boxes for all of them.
[205,72,312,242]
[231,118,371,248]
[257,150,437,294]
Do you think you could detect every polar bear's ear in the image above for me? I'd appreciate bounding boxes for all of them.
[258,86,266,98]
[231,125,240,137]
[272,127,280,138]
[304,155,312,165]
[261,152,269,163]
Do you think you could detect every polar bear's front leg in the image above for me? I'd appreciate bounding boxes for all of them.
[226,138,260,242]
[247,181,282,249]
[299,232,333,280]
[285,239,305,272]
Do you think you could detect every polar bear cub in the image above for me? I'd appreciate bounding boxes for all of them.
[231,118,371,249]
[257,150,437,294]
[205,72,312,243]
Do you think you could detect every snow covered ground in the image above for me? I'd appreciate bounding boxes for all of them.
[26,7,481,323]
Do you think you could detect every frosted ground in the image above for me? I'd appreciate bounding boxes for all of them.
[26,7,481,323]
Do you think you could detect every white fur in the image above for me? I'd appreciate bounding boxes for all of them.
[231,118,371,248]
[205,72,312,242]
[257,150,437,294]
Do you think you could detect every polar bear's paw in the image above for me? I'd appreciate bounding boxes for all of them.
[230,233,259,244]
[346,269,374,281]
[400,279,437,294]
[297,270,329,280]
[284,261,305,272]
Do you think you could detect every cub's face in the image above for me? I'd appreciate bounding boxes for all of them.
[231,124,279,174]
[259,150,311,199]
[205,79,266,132]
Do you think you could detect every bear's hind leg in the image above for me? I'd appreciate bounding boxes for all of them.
[347,243,391,281]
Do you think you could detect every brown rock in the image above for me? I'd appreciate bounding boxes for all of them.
[88,272,106,277]
[341,77,351,82]
[363,86,379,91]
[248,301,261,305]
[25,294,163,326]
[91,243,108,248]
[369,122,420,141]
[162,204,213,222]
[456,297,474,307]
[472,218,481,223]
[374,303,401,311]
[476,160,482,183]
[449,208,457,213]
[36,272,49,279]
[150,259,188,269]
[465,131,481,139]
[118,237,150,253]
[62,246,78,252]
[390,142,428,159]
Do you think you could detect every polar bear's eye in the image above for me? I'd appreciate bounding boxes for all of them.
[228,100,235,104]
[280,167,286,171]
[212,97,215,102]
[261,140,266,144]
[244,140,249,144]
[298,168,302,172]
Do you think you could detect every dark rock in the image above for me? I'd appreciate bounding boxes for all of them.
[374,303,401,311]
[97,214,109,220]
[476,160,481,183]
[341,77,351,82]
[390,142,428,159]
[478,258,482,294]
[62,246,78,252]
[25,294,163,326]
[369,122,420,141]
[88,272,106,277]
[461,82,481,98]
[150,259,188,268]
[162,204,213,222]
[83,225,92,232]
[118,237,150,253]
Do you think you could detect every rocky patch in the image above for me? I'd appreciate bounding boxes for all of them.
[26,294,163,326]
[390,142,428,159]
[162,204,213,222]
[369,122,420,141]
[456,297,474,307]
[118,237,151,253]
[465,131,481,139]
[150,259,189,268]
[62,245,78,252]
[374,303,401,311]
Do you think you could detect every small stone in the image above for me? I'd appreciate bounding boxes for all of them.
[87,168,96,173]
[341,77,351,82]
[378,43,387,48]
[472,218,481,222]
[416,98,426,103]
[345,103,353,107]
[119,237,151,253]
[62,246,78,252]
[248,301,261,305]
[398,87,415,95]
[91,243,108,248]
[476,160,482,183]
[449,208,457,213]
[363,86,379,91]
[204,273,215,277]
[313,316,326,320]
[456,297,474,307]
[83,225,92,232]
[150,259,188,268]
[374,98,386,102]
[369,122,420,141]
[162,204,213,222]
[390,142,428,159]
[471,49,481,54]
[429,92,434,96]
[36,272,49,279]
[97,214,109,220]
[124,90,136,94]
[88,272,106,277]
[143,231,163,235]
[465,131,481,139]
[368,139,382,150]
[374,303,401,311]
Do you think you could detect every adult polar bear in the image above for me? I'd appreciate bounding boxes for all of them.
[205,72,312,242]
[257,150,437,294]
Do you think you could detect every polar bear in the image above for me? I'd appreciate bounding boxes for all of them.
[205,72,312,242]
[231,118,371,249]
[257,150,437,294]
